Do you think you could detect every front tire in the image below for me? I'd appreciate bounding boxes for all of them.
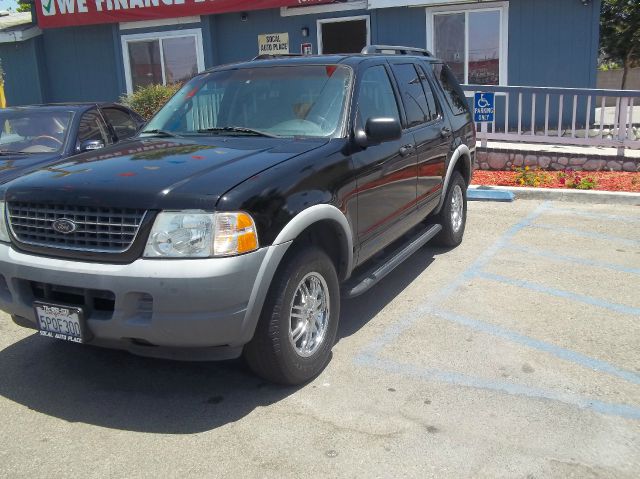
[243,246,340,385]
[433,171,467,247]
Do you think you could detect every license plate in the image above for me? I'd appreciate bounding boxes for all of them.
[34,302,86,343]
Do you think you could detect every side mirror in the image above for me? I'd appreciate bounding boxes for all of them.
[355,117,402,148]
[80,139,105,152]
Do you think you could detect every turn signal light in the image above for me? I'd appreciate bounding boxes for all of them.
[213,212,259,256]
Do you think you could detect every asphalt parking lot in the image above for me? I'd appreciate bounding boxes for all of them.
[0,199,638,478]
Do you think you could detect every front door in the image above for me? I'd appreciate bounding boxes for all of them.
[352,64,418,266]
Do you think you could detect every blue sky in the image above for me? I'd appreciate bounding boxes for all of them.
[0,0,20,12]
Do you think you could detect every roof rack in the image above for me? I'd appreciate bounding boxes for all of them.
[252,53,304,60]
[361,45,433,57]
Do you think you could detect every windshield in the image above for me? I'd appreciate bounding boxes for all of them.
[0,110,73,154]
[143,65,353,139]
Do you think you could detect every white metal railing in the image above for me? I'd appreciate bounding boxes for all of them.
[462,85,640,155]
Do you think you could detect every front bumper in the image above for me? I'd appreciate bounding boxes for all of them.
[0,242,289,360]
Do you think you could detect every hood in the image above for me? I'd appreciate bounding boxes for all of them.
[3,137,326,210]
[0,152,62,184]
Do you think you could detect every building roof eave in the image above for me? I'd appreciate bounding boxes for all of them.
[0,25,42,44]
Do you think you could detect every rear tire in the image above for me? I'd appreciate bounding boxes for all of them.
[433,171,467,247]
[243,246,340,385]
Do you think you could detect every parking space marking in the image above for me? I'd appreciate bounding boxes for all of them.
[355,353,640,420]
[477,271,640,317]
[355,201,640,419]
[530,223,640,247]
[549,208,640,223]
[504,244,640,276]
[429,307,640,386]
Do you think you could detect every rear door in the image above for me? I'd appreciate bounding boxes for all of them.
[352,63,419,266]
[389,61,450,213]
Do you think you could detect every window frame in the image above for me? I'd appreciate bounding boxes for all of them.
[75,108,113,151]
[121,28,205,94]
[425,1,508,87]
[101,106,140,141]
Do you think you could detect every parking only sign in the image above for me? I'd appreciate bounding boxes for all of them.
[474,92,495,122]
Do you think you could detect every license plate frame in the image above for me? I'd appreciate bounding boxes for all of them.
[34,301,87,343]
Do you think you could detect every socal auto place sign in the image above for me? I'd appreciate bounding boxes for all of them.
[36,0,335,28]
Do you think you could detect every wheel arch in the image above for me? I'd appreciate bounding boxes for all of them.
[273,204,354,281]
[435,144,471,215]
[237,204,354,346]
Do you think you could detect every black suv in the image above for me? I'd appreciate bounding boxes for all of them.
[0,46,475,384]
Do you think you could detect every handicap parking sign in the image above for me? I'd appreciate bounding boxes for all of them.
[474,92,495,122]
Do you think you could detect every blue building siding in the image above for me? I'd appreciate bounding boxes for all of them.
[41,24,121,103]
[210,8,371,65]
[2,1,601,107]
[0,37,46,106]
[508,0,600,88]
[371,7,426,49]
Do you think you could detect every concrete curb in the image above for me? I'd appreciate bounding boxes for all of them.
[469,185,640,205]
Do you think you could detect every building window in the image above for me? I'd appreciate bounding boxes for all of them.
[121,29,205,94]
[426,2,508,86]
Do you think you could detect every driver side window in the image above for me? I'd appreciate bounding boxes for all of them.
[357,66,400,126]
[77,110,111,150]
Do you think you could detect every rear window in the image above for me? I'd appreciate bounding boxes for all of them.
[432,63,469,116]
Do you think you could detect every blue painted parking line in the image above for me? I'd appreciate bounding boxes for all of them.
[355,353,640,420]
[477,271,640,317]
[357,202,552,357]
[354,200,640,419]
[504,244,640,276]
[530,223,640,247]
[430,307,640,386]
[549,208,640,223]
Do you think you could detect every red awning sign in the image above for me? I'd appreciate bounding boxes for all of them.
[36,0,336,29]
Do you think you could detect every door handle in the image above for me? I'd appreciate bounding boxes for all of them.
[440,126,452,138]
[399,144,415,157]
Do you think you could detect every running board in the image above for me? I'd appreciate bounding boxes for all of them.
[342,223,442,299]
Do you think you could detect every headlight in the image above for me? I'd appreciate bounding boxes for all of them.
[0,201,9,243]
[143,210,259,258]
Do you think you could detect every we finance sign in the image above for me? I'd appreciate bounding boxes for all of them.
[36,0,335,28]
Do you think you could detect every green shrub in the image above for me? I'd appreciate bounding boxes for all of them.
[119,83,182,121]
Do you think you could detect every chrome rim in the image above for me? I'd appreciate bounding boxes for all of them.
[451,185,464,233]
[288,272,330,358]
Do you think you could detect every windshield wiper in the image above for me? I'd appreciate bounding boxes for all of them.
[196,126,277,138]
[0,150,32,156]
[140,129,183,138]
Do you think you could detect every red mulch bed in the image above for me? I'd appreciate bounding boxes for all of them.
[472,170,640,192]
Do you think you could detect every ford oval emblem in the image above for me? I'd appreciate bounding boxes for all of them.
[52,218,78,235]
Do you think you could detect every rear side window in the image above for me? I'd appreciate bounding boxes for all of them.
[391,63,432,128]
[417,65,441,122]
[357,65,400,124]
[432,63,469,116]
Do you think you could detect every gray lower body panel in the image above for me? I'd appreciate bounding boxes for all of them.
[0,242,290,360]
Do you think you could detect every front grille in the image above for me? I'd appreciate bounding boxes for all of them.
[8,202,146,253]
